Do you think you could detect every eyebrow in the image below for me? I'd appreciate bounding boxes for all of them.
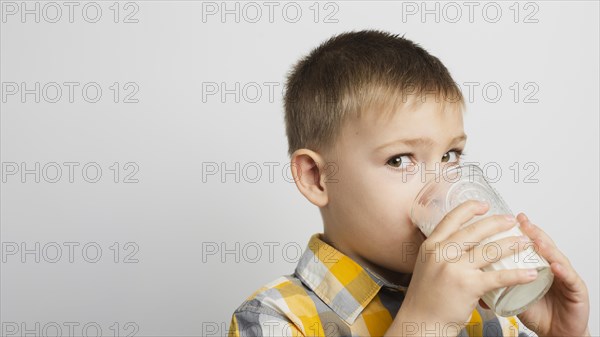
[375,134,468,152]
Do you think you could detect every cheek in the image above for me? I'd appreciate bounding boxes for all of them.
[369,171,415,207]
[357,177,410,226]
[368,174,424,230]
[331,161,422,224]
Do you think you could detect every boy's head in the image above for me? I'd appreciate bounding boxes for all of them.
[284,30,467,284]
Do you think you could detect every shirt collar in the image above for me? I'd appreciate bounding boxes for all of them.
[294,233,408,325]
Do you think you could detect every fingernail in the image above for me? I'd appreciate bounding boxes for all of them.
[479,201,488,208]
[527,269,538,277]
[504,215,516,222]
[518,235,529,242]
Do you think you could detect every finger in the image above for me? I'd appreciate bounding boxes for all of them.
[465,234,531,269]
[517,213,558,247]
[447,213,519,250]
[518,215,570,271]
[480,267,538,294]
[518,215,586,294]
[550,261,588,295]
[429,200,489,242]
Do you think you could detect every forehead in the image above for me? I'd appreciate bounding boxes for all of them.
[345,99,464,143]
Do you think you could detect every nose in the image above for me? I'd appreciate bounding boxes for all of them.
[411,161,457,206]
[415,161,451,186]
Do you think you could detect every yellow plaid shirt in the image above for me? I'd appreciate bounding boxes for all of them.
[229,233,532,337]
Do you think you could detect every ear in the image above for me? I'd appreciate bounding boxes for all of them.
[290,149,330,207]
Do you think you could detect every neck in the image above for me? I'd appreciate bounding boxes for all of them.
[320,233,413,287]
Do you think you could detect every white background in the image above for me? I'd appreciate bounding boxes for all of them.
[1,1,598,336]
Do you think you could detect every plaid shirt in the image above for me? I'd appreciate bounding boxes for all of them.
[229,233,532,337]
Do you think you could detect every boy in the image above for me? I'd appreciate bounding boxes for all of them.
[228,30,590,337]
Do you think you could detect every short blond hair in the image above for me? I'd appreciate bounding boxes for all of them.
[283,29,465,158]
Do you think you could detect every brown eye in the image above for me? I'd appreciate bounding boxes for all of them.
[442,150,462,163]
[386,154,412,169]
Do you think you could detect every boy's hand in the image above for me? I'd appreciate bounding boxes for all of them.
[398,200,536,336]
[514,213,590,337]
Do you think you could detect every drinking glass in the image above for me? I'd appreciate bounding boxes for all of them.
[410,164,554,317]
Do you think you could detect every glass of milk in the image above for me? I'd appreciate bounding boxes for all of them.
[410,164,554,317]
